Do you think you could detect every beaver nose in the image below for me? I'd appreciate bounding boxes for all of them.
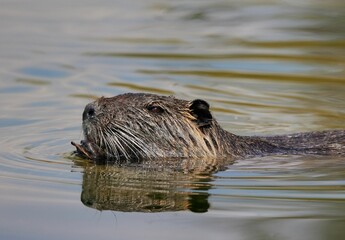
[83,103,96,121]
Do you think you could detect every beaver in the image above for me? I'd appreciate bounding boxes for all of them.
[71,93,345,163]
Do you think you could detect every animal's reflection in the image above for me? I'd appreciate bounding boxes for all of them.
[77,158,230,213]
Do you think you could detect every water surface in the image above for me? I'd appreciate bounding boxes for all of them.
[0,1,345,240]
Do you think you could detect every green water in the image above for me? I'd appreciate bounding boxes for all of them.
[0,1,345,239]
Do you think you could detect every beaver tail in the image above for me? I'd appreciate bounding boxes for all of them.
[260,130,345,155]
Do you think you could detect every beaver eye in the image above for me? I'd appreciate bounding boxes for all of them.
[147,105,164,113]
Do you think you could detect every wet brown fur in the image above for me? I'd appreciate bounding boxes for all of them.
[72,93,345,163]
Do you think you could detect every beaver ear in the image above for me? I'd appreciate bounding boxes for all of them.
[189,99,213,128]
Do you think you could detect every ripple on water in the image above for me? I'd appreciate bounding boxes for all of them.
[0,119,80,186]
[208,155,345,219]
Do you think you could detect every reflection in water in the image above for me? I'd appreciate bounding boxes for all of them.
[77,158,229,213]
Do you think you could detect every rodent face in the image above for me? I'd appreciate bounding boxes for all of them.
[82,93,215,161]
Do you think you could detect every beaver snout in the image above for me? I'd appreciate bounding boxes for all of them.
[83,103,96,121]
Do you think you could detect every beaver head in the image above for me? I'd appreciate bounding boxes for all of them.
[72,93,345,163]
[72,93,227,162]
